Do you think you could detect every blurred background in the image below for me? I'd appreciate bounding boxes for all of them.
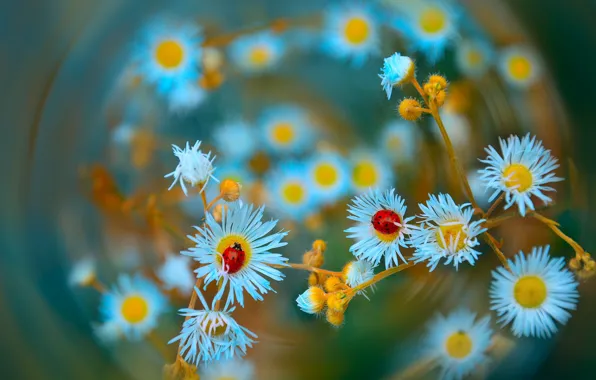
[1,0,596,379]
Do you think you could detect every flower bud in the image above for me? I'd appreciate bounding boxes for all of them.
[324,276,343,292]
[326,308,344,327]
[398,98,423,121]
[296,287,327,314]
[220,179,241,202]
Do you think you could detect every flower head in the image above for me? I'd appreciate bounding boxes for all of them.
[266,161,318,221]
[185,202,288,307]
[392,1,460,63]
[379,53,415,99]
[229,32,285,73]
[378,120,419,164]
[165,141,218,196]
[410,194,486,270]
[456,39,493,79]
[136,20,202,94]
[498,45,541,88]
[157,254,195,295]
[170,288,256,365]
[99,274,167,340]
[490,246,579,338]
[346,189,413,268]
[306,151,350,205]
[423,309,493,380]
[342,260,375,288]
[259,105,314,155]
[479,134,562,216]
[349,151,394,193]
[322,3,380,66]
[296,286,327,314]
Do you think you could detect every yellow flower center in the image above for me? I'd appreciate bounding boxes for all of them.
[508,55,532,81]
[436,223,467,251]
[281,182,306,205]
[155,40,184,69]
[314,163,339,187]
[419,7,447,34]
[445,331,473,359]
[121,295,149,324]
[271,122,295,145]
[217,377,236,380]
[503,163,533,192]
[467,49,483,66]
[375,230,400,243]
[215,234,252,272]
[203,317,229,337]
[352,160,378,188]
[387,135,402,150]
[514,275,547,308]
[249,46,271,66]
[344,17,370,44]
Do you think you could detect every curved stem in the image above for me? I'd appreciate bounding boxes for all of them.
[531,212,584,255]
[200,190,208,212]
[485,193,504,219]
[483,233,512,273]
[349,261,415,294]
[275,263,344,277]
[206,193,223,210]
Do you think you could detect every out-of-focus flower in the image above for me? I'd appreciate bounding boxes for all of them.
[349,151,394,193]
[346,189,413,268]
[170,289,256,364]
[99,274,167,340]
[423,309,492,379]
[393,1,460,63]
[200,358,255,380]
[342,260,375,288]
[258,105,314,155]
[165,141,217,196]
[410,193,486,270]
[213,119,258,163]
[455,39,493,78]
[157,254,195,295]
[322,3,380,66]
[379,53,415,99]
[378,120,419,164]
[167,81,206,113]
[185,202,288,307]
[69,257,96,287]
[266,161,317,221]
[490,246,579,338]
[479,134,562,216]
[136,20,202,94]
[306,151,350,205]
[498,45,541,88]
[228,32,285,73]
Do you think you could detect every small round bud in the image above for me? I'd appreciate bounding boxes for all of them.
[327,292,350,312]
[324,276,343,292]
[303,250,324,268]
[312,239,327,253]
[428,74,448,90]
[326,308,345,327]
[296,286,327,314]
[220,179,241,202]
[308,273,319,287]
[435,90,447,107]
[398,98,423,121]
[569,257,581,271]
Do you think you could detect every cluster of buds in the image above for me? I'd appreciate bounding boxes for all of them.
[297,282,355,327]
[423,74,449,107]
[569,252,595,281]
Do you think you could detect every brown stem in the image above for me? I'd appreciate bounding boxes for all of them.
[531,212,584,255]
[274,263,344,277]
[483,233,512,272]
[206,193,223,210]
[485,193,504,219]
[349,261,415,294]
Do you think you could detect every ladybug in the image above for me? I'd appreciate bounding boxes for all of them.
[222,242,246,274]
[371,209,401,235]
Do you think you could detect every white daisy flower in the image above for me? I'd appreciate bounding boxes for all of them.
[349,151,394,194]
[200,358,255,380]
[259,105,314,155]
[378,120,419,164]
[456,39,493,79]
[266,161,318,221]
[99,274,167,340]
[296,286,327,314]
[393,1,460,63]
[306,151,350,205]
[322,3,380,66]
[379,52,415,99]
[167,80,206,114]
[228,31,285,74]
[498,45,541,88]
[478,134,562,216]
[157,254,195,295]
[69,257,96,287]
[345,188,413,268]
[342,260,375,288]
[423,309,492,380]
[490,246,579,338]
[185,202,288,307]
[136,20,202,94]
[165,140,218,196]
[213,119,258,162]
[170,288,256,364]
[410,194,486,271]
